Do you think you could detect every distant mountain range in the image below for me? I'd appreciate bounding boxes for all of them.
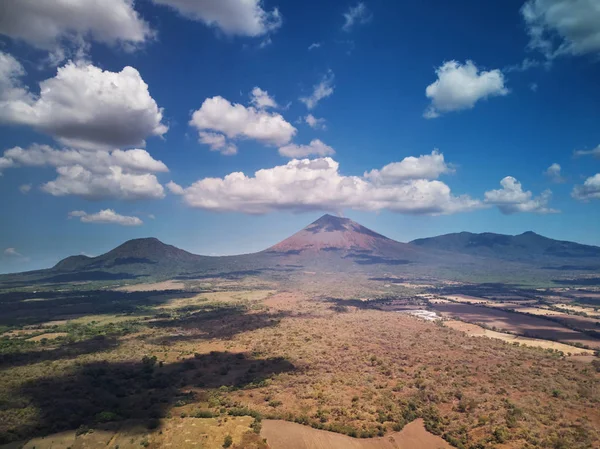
[410,231,600,262]
[1,214,599,287]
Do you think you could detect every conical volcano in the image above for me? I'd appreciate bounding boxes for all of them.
[266,214,415,257]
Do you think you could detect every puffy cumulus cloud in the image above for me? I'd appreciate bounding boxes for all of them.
[249,87,277,109]
[484,176,557,214]
[0,144,167,200]
[342,3,372,32]
[0,58,168,150]
[365,150,454,184]
[19,184,32,194]
[278,139,335,158]
[521,0,600,59]
[69,209,143,226]
[424,61,509,119]
[0,0,152,61]
[198,132,238,155]
[304,114,326,130]
[544,163,565,183]
[43,165,165,200]
[574,144,600,158]
[169,156,481,215]
[572,174,600,201]
[308,42,322,51]
[190,96,296,153]
[1,145,168,173]
[151,0,281,37]
[300,71,335,110]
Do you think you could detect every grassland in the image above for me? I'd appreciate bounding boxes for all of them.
[0,276,599,449]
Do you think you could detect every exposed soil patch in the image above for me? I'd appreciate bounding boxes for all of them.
[432,302,600,349]
[26,333,68,342]
[261,418,451,449]
[444,320,594,355]
[117,280,186,292]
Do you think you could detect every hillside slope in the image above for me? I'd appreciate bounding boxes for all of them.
[2,216,598,288]
[410,231,600,266]
[265,214,431,264]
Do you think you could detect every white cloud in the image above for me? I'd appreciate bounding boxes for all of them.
[574,144,600,158]
[249,87,277,109]
[4,248,23,257]
[279,139,336,158]
[522,0,600,59]
[572,173,600,201]
[166,180,185,195]
[2,145,168,173]
[151,0,281,37]
[342,3,372,32]
[308,42,322,50]
[0,52,32,103]
[544,163,564,183]
[19,184,32,194]
[169,155,481,215]
[424,60,509,119]
[69,209,143,226]
[365,150,454,184]
[198,132,238,155]
[1,144,168,200]
[43,166,165,200]
[0,57,168,150]
[304,114,326,130]
[504,58,541,73]
[484,176,557,214]
[300,71,335,110]
[190,96,296,151]
[0,156,15,172]
[0,0,152,61]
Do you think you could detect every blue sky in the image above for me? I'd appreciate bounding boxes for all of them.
[1,0,600,273]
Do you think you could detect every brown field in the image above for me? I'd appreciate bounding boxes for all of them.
[443,320,594,355]
[442,295,600,333]
[487,304,600,331]
[555,303,600,317]
[1,279,599,449]
[26,332,68,342]
[13,417,261,449]
[116,280,186,292]
[431,302,600,349]
[261,418,451,449]
[443,295,491,304]
[572,291,600,300]
[156,290,276,310]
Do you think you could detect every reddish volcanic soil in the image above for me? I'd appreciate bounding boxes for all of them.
[267,214,413,255]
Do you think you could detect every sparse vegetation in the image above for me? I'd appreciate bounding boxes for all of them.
[0,276,598,448]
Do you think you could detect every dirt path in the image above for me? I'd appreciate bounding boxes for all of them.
[261,419,451,449]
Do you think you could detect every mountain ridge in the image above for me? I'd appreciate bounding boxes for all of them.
[2,215,599,285]
[410,231,600,261]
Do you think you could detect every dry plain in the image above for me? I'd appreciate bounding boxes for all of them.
[0,278,599,449]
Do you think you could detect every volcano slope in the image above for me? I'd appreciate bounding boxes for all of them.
[1,214,599,289]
